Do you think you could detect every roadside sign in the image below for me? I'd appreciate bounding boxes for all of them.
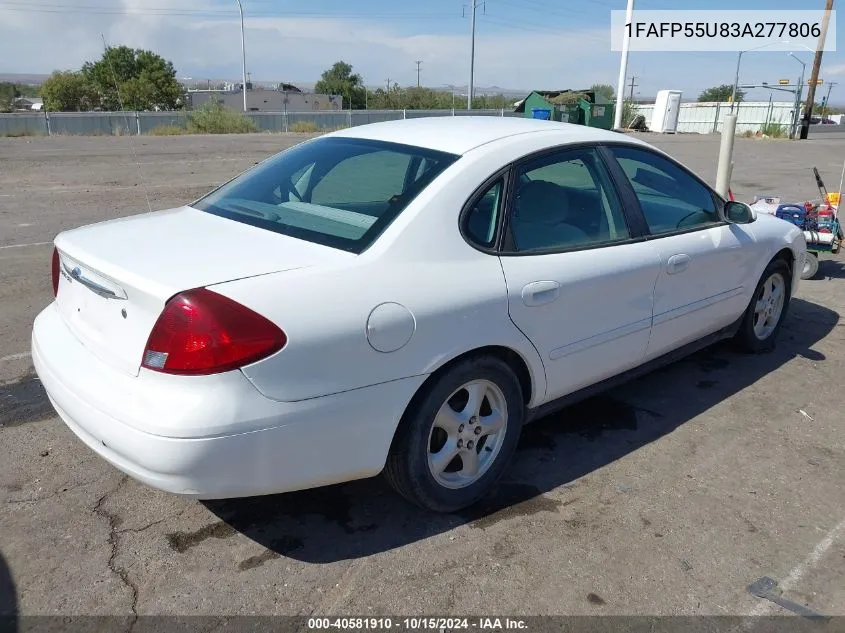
[809,79,824,85]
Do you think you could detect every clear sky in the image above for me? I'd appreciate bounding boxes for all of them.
[0,0,842,104]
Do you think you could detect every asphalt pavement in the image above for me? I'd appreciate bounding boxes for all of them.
[1,130,843,620]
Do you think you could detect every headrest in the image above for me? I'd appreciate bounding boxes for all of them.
[515,180,569,224]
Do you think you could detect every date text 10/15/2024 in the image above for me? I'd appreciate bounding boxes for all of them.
[307,617,528,631]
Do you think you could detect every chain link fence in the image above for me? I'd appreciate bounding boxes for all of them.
[0,109,522,137]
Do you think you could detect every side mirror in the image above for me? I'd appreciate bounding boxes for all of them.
[725,201,756,224]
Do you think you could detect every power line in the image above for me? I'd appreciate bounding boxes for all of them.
[0,3,453,20]
[489,0,598,20]
[480,13,607,42]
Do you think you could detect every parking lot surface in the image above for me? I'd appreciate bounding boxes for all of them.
[1,130,844,619]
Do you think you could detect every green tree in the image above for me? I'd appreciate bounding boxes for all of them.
[315,61,367,109]
[81,45,184,111]
[17,84,41,98]
[473,93,512,109]
[41,71,99,111]
[698,84,744,103]
[0,82,18,111]
[0,81,42,111]
[362,86,514,111]
[590,83,615,100]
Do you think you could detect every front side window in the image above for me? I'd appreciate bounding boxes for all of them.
[507,147,630,253]
[192,137,459,253]
[608,145,720,235]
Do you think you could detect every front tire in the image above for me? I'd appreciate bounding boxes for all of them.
[384,356,524,513]
[734,258,792,353]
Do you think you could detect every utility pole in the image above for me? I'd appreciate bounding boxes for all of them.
[235,0,247,112]
[821,81,837,119]
[468,1,477,109]
[628,75,638,101]
[800,0,834,139]
[465,1,484,110]
[415,61,422,87]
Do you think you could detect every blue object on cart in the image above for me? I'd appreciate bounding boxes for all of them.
[531,108,551,120]
[775,204,818,231]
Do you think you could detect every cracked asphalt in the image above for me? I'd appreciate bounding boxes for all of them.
[1,130,844,619]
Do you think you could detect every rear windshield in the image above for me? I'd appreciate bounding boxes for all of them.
[192,136,460,254]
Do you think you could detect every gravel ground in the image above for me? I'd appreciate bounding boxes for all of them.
[1,129,844,621]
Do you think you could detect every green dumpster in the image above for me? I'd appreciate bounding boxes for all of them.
[586,102,615,130]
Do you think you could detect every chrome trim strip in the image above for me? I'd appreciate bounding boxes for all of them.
[549,317,652,361]
[652,286,744,326]
[62,261,127,300]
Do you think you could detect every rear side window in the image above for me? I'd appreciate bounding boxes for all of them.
[464,179,504,247]
[505,147,629,253]
[193,137,459,253]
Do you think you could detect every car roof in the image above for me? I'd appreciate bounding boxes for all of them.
[327,115,639,155]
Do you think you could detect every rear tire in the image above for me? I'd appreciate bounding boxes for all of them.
[801,252,819,280]
[734,258,792,353]
[384,356,524,513]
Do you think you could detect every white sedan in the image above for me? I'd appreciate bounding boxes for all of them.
[32,116,806,512]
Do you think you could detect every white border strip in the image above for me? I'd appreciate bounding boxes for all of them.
[748,516,845,616]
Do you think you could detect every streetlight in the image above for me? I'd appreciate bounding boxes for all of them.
[731,40,787,111]
[787,52,807,139]
[785,41,816,55]
[235,0,247,112]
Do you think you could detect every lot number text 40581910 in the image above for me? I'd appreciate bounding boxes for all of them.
[306,617,529,631]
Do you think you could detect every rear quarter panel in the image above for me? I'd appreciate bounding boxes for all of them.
[210,256,544,404]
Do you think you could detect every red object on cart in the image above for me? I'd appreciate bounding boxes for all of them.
[818,205,835,233]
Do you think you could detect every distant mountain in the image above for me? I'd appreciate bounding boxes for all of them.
[428,84,528,96]
[0,72,50,84]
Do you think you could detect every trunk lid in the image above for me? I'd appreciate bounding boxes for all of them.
[54,205,353,376]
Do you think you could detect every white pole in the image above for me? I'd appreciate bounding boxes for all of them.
[236,0,247,112]
[716,114,738,198]
[613,0,635,130]
[468,0,477,110]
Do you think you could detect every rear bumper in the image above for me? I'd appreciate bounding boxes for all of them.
[32,303,425,499]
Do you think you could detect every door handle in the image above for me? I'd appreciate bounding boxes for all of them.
[667,254,691,275]
[522,281,561,307]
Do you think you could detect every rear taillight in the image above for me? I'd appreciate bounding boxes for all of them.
[141,288,286,375]
[51,247,60,296]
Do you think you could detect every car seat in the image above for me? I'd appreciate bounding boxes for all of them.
[511,180,590,250]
